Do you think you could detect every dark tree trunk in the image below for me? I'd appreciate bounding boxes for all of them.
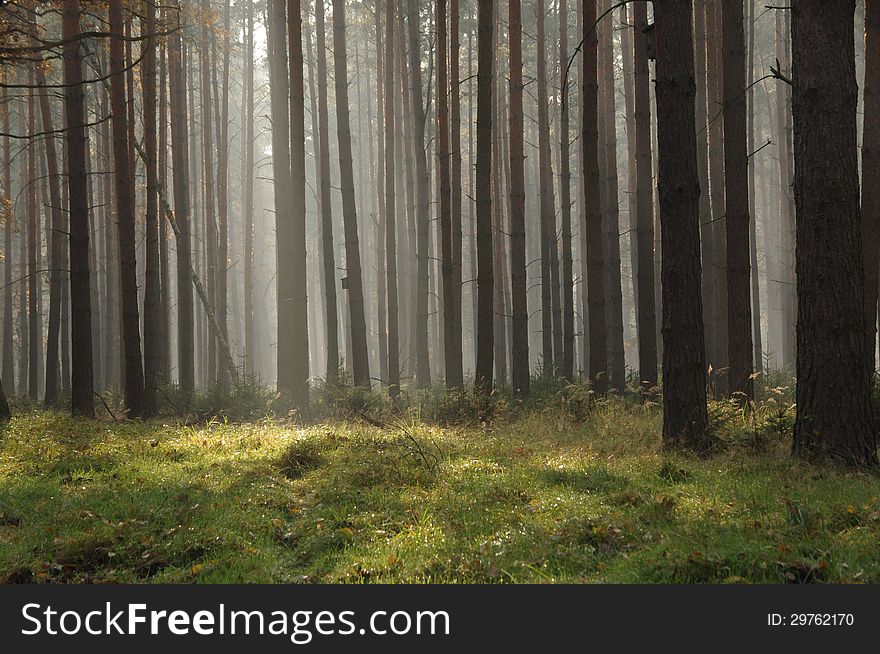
[142,0,160,415]
[582,0,607,394]
[863,0,880,369]
[159,30,170,382]
[537,0,555,375]
[314,0,338,385]
[200,0,218,386]
[383,0,399,394]
[216,0,231,388]
[438,0,462,390]
[1,85,13,391]
[654,0,709,450]
[243,0,255,379]
[632,2,657,390]
[332,0,371,387]
[286,0,311,407]
[746,0,762,373]
[406,0,431,387]
[509,0,529,397]
[109,0,145,417]
[27,65,38,402]
[599,0,625,393]
[168,0,194,398]
[29,21,64,407]
[791,0,877,466]
[559,0,574,382]
[450,0,464,387]
[63,0,95,417]
[694,0,714,379]
[722,0,754,402]
[776,8,796,371]
[474,0,495,398]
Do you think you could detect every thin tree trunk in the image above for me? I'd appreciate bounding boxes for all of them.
[332,0,371,387]
[406,0,432,387]
[29,21,64,407]
[450,0,464,387]
[63,0,95,417]
[537,0,555,375]
[583,0,607,395]
[383,0,400,394]
[746,0,762,374]
[474,0,495,398]
[286,0,311,407]
[1,85,13,391]
[142,0,160,415]
[722,0,754,402]
[168,0,194,398]
[110,0,145,417]
[599,0,625,393]
[559,0,574,381]
[509,0,529,396]
[243,0,255,379]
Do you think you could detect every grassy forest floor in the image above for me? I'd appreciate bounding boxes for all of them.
[2,380,880,584]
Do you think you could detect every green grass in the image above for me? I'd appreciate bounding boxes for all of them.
[1,395,879,584]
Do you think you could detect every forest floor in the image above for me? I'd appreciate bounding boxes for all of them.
[2,392,880,584]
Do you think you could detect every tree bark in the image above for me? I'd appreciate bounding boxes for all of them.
[582,0,607,394]
[509,0,529,397]
[286,0,311,407]
[791,0,877,466]
[142,0,160,415]
[863,0,880,370]
[110,0,145,417]
[474,0,495,398]
[168,0,194,398]
[332,0,371,387]
[63,0,95,417]
[722,0,754,402]
[654,0,709,450]
[383,0,399,394]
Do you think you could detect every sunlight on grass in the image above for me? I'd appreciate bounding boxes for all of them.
[1,396,879,584]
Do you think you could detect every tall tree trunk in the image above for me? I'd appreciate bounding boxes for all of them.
[406,0,431,387]
[509,0,529,396]
[216,0,231,387]
[242,0,255,379]
[168,0,194,398]
[62,0,94,416]
[582,0,607,394]
[438,0,462,390]
[599,0,625,393]
[722,0,754,402]
[142,0,160,415]
[373,0,388,386]
[29,20,65,407]
[791,0,876,466]
[694,0,714,378]
[200,0,218,387]
[1,85,13,391]
[27,64,38,402]
[474,0,495,397]
[746,0,762,374]
[110,0,145,417]
[707,0,727,395]
[450,0,464,386]
[537,0,555,374]
[776,8,796,371]
[863,0,880,370]
[559,0,574,381]
[654,0,709,450]
[158,30,170,382]
[332,0,371,387]
[632,2,657,390]
[383,0,399,394]
[286,0,311,407]
[314,0,338,384]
